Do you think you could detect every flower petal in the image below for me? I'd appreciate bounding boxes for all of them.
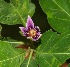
[32,33,42,41]
[26,15,34,29]
[19,27,28,36]
[19,27,27,33]
[27,37,32,40]
[35,26,40,32]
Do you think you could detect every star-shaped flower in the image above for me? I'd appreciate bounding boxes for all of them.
[19,15,42,41]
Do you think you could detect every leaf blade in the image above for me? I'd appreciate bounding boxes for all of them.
[0,41,25,67]
[0,0,35,25]
[36,30,70,67]
[39,0,70,33]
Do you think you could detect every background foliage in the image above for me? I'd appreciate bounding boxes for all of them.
[0,0,70,67]
[39,0,70,33]
[0,0,35,25]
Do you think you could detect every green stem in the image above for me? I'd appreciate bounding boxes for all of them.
[0,41,24,44]
[27,49,33,67]
[9,42,24,44]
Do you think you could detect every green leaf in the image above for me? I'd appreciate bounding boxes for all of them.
[0,41,25,67]
[36,30,70,67]
[0,0,35,25]
[39,0,70,33]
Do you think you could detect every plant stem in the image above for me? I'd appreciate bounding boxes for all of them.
[27,49,33,67]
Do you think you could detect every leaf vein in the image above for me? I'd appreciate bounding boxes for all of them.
[41,34,54,52]
[52,0,70,17]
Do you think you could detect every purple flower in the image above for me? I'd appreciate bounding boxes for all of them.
[19,15,42,41]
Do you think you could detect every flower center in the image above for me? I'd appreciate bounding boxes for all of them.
[28,29,37,37]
